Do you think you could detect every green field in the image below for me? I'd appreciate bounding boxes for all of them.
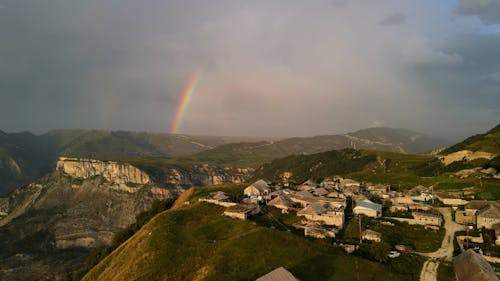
[83,202,424,281]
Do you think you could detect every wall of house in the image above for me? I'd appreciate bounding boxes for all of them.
[477,217,500,229]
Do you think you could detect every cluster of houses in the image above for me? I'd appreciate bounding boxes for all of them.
[198,176,450,241]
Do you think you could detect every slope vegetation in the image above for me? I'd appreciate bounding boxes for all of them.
[441,123,500,155]
[83,202,422,281]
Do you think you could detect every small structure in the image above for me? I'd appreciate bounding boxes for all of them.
[391,196,414,205]
[453,249,498,281]
[268,195,294,213]
[353,199,383,218]
[298,179,318,191]
[455,210,476,225]
[223,204,260,220]
[198,191,237,207]
[256,267,299,281]
[434,192,469,206]
[244,179,271,199]
[304,226,336,239]
[477,204,500,229]
[412,211,443,226]
[312,187,329,197]
[297,202,345,228]
[390,203,409,213]
[339,178,360,188]
[362,229,382,242]
[367,184,390,197]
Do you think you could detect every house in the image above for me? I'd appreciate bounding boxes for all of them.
[434,192,469,206]
[339,178,360,188]
[256,267,299,281]
[412,211,443,226]
[223,204,261,220]
[353,199,383,218]
[289,190,316,207]
[477,204,500,229]
[367,184,390,197]
[304,226,336,239]
[390,203,409,213]
[321,178,338,189]
[453,249,498,281]
[465,200,490,215]
[244,179,271,199]
[312,187,329,197]
[455,210,476,225]
[326,189,345,199]
[268,195,294,213]
[297,202,345,228]
[391,196,414,205]
[198,191,237,207]
[298,179,318,191]
[362,229,382,242]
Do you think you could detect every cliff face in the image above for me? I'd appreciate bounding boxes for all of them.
[0,159,173,281]
[57,157,151,188]
[166,165,254,187]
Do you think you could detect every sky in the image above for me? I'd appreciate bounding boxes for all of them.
[0,0,499,140]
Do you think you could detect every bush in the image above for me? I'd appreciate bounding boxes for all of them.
[357,242,391,263]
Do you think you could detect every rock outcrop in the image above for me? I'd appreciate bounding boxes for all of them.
[56,157,151,192]
[440,150,496,166]
[166,165,254,187]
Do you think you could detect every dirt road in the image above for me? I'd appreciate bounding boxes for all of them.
[418,207,465,281]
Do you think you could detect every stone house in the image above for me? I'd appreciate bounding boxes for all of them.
[304,226,336,239]
[477,204,500,229]
[362,229,382,242]
[390,203,409,213]
[412,211,443,226]
[223,204,261,220]
[455,210,476,225]
[434,192,469,206]
[367,184,390,198]
[199,191,237,207]
[353,199,383,218]
[298,179,319,191]
[244,179,271,199]
[297,202,345,228]
[267,195,294,213]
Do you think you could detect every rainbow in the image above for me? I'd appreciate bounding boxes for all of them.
[169,69,203,134]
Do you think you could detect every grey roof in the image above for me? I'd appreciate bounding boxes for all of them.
[478,205,500,219]
[249,179,271,192]
[301,179,318,186]
[466,200,490,211]
[268,195,293,208]
[256,267,299,281]
[453,250,498,281]
[297,202,326,216]
[355,199,382,213]
[210,191,229,201]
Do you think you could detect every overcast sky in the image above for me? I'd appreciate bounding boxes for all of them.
[0,0,499,139]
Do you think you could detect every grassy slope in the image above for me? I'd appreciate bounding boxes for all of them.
[440,123,500,155]
[83,202,423,281]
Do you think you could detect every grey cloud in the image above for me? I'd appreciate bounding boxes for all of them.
[0,0,497,140]
[379,13,406,25]
[456,0,500,24]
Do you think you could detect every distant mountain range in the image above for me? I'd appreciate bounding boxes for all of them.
[0,129,271,195]
[170,127,449,168]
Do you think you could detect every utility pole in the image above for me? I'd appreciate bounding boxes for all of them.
[358,214,362,244]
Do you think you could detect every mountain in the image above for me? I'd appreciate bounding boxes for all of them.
[0,159,174,281]
[171,127,448,168]
[440,123,500,155]
[0,132,58,196]
[81,202,422,281]
[0,129,270,195]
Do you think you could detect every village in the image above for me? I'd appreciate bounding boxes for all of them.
[198,175,500,280]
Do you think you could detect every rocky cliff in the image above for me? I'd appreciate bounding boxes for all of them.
[0,159,173,281]
[57,157,151,190]
[166,165,254,187]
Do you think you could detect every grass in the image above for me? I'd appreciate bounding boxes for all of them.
[437,262,456,281]
[342,216,445,253]
[190,183,247,203]
[83,202,424,281]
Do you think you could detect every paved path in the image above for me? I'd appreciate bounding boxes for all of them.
[418,207,465,281]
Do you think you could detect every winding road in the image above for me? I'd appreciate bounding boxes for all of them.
[418,207,465,281]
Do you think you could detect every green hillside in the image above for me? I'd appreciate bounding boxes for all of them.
[82,202,423,281]
[440,123,500,155]
[252,148,499,192]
